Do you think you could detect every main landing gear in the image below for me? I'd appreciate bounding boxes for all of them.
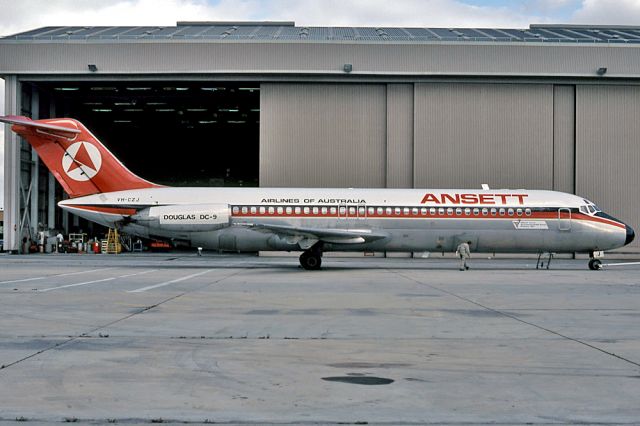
[299,244,323,270]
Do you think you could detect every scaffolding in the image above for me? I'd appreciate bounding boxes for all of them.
[103,228,122,254]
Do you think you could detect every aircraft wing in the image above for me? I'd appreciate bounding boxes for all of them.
[237,222,387,249]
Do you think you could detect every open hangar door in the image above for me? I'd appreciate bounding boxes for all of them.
[29,81,259,235]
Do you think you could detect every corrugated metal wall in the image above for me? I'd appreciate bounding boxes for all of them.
[413,83,554,189]
[576,85,640,249]
[386,84,413,188]
[2,42,640,77]
[260,84,386,187]
[553,85,575,194]
[261,82,558,190]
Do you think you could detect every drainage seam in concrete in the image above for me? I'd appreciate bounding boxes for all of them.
[0,418,635,425]
[0,269,243,372]
[391,270,640,369]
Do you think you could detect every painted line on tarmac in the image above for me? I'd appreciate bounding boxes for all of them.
[38,270,158,292]
[127,269,214,293]
[116,269,158,279]
[40,277,115,292]
[0,267,114,285]
[0,269,242,373]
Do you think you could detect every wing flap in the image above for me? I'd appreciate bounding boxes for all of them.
[238,222,387,245]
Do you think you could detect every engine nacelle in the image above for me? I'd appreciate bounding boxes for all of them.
[132,203,230,232]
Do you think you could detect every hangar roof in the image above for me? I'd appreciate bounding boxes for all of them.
[4,22,640,44]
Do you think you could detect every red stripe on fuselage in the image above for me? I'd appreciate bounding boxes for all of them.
[69,205,137,216]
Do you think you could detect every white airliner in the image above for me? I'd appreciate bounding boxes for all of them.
[1,116,634,270]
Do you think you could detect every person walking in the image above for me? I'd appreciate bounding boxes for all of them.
[456,241,472,271]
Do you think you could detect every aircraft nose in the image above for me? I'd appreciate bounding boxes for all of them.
[626,224,636,246]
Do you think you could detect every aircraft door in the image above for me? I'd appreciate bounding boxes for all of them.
[338,204,348,219]
[357,204,367,220]
[558,208,571,231]
[218,234,237,251]
[347,205,357,219]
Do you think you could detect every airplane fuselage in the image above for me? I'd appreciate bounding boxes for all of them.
[60,187,633,255]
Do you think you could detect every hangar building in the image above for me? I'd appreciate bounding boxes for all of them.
[1,22,639,252]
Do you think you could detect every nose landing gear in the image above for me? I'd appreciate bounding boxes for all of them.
[588,251,604,270]
[588,259,603,270]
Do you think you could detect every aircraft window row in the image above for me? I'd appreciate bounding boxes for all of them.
[233,205,534,217]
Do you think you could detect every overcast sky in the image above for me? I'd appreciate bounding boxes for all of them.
[2,0,640,207]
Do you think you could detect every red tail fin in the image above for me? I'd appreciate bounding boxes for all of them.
[1,116,160,197]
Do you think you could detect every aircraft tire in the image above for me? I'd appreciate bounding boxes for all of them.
[300,252,322,270]
[588,259,602,270]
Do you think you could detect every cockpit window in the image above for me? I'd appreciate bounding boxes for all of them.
[581,199,602,215]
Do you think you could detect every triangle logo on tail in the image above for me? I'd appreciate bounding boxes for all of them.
[62,141,103,181]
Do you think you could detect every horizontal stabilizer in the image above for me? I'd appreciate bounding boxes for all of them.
[0,115,81,137]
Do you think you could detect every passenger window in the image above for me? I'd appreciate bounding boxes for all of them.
[438,208,445,215]
[377,207,383,215]
[322,207,328,215]
[386,207,392,215]
[294,207,301,215]
[241,206,248,214]
[430,208,437,215]
[349,207,356,215]
[339,207,346,215]
[250,207,257,214]
[525,208,532,216]
[313,207,319,214]
[455,208,462,215]
[330,207,337,215]
[412,208,418,215]
[359,207,366,216]
[277,207,284,215]
[303,207,310,214]
[421,208,427,215]
[395,208,401,215]
[499,208,505,216]
[473,208,479,215]
[481,208,488,216]
[507,208,514,216]
[446,208,453,215]
[490,208,497,216]
[403,208,410,215]
[464,208,471,215]
[259,206,266,214]
[285,207,292,215]
[368,207,375,215]
[268,206,275,214]
[516,208,523,216]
